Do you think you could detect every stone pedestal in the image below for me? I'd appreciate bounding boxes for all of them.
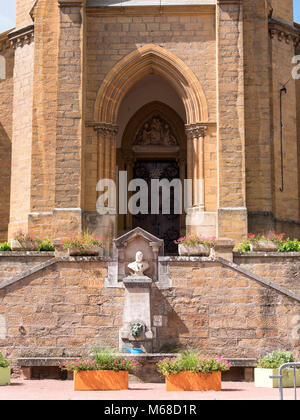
[120,275,155,353]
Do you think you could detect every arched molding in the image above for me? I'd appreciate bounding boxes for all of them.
[94,44,208,125]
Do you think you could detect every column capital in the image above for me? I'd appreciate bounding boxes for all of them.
[185,123,208,140]
[94,123,119,137]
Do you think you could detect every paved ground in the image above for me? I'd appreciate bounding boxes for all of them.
[0,380,299,400]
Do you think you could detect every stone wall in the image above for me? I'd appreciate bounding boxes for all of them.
[243,0,273,225]
[234,253,300,296]
[0,254,299,366]
[0,259,114,360]
[155,259,299,358]
[16,0,35,29]
[0,37,13,242]
[8,39,34,237]
[30,0,59,236]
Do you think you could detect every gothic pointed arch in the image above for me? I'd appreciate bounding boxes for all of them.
[94,44,208,125]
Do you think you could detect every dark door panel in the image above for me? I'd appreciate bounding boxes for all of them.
[132,160,180,254]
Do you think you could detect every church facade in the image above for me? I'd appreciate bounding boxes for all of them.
[1,0,300,253]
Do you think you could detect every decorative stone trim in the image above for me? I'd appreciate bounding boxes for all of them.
[269,18,300,47]
[93,122,119,137]
[7,25,34,49]
[94,44,208,124]
[185,123,207,139]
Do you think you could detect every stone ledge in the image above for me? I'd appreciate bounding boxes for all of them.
[0,251,55,257]
[158,256,213,262]
[17,356,257,368]
[234,252,300,258]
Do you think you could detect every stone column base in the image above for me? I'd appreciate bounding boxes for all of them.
[83,211,117,256]
[217,207,248,244]
[186,210,217,237]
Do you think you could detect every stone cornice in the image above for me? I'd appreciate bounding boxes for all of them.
[58,0,84,6]
[217,0,242,4]
[269,17,300,47]
[7,24,34,49]
[87,6,215,16]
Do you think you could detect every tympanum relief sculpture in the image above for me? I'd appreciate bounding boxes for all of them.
[134,115,178,147]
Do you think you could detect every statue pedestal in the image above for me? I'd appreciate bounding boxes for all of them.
[120,276,154,353]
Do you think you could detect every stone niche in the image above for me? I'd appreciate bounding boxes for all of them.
[106,227,164,287]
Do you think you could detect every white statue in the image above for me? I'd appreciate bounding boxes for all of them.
[128,251,149,276]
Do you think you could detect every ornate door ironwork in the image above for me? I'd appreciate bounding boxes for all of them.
[132,160,181,255]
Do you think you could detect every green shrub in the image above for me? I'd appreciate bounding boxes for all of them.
[0,352,10,368]
[278,238,300,253]
[0,242,11,251]
[38,238,55,252]
[157,351,231,376]
[257,350,294,369]
[236,241,251,253]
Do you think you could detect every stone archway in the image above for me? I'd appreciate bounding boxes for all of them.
[94,44,208,125]
[92,44,210,254]
[117,101,187,253]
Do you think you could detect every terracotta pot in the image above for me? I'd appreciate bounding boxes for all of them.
[166,371,221,391]
[10,239,39,251]
[74,370,129,391]
[250,240,278,252]
[67,245,102,256]
[178,243,210,257]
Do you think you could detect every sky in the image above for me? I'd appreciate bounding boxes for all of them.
[0,0,300,33]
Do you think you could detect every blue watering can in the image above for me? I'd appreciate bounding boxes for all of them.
[123,347,143,354]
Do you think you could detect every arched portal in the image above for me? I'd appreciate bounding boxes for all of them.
[94,44,208,125]
[118,101,187,254]
[92,45,210,254]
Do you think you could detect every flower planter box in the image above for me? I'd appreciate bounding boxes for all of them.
[0,367,10,386]
[10,239,39,251]
[250,241,278,252]
[67,245,103,257]
[254,368,300,388]
[166,371,221,391]
[178,244,210,257]
[74,370,129,391]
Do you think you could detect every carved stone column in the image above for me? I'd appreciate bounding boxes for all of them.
[94,123,118,255]
[185,123,207,212]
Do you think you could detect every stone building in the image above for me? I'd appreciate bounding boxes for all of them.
[0,0,300,380]
[1,0,300,251]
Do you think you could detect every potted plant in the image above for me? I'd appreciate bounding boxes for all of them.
[175,235,216,257]
[157,351,231,391]
[10,231,40,251]
[60,348,139,391]
[0,352,10,386]
[247,232,284,252]
[61,232,104,256]
[255,350,300,388]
